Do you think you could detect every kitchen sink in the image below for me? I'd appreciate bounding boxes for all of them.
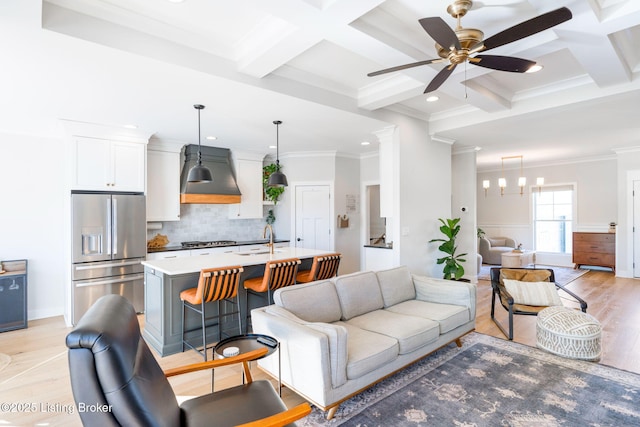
[234,249,284,256]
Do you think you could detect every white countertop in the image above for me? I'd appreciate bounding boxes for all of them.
[142,246,333,275]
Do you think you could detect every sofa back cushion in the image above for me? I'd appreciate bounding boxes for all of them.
[334,271,383,320]
[488,238,506,247]
[273,280,342,323]
[375,266,416,307]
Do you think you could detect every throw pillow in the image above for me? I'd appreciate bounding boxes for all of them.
[502,278,563,306]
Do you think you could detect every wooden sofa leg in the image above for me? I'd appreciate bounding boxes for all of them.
[326,405,339,420]
[455,338,462,348]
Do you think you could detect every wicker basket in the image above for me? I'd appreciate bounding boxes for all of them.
[536,306,601,361]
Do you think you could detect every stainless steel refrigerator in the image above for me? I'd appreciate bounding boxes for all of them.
[71,192,146,325]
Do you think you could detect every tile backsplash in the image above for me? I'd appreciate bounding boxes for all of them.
[147,204,269,245]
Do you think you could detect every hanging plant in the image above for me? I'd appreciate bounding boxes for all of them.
[263,163,285,204]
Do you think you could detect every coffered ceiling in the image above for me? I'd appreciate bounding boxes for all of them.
[2,0,639,170]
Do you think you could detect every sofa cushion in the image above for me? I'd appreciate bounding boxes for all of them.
[375,266,416,308]
[334,271,383,320]
[386,300,469,334]
[489,238,506,246]
[273,280,342,323]
[334,321,398,380]
[345,310,439,355]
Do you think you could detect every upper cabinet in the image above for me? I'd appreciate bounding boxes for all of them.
[72,136,146,192]
[147,141,184,222]
[229,152,265,219]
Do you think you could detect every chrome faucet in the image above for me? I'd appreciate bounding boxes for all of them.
[263,224,274,254]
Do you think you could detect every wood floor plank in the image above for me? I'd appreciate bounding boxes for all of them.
[0,268,636,425]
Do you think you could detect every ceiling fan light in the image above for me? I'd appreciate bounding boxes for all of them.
[526,64,543,73]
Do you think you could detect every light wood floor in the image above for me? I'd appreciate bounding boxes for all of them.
[0,269,637,426]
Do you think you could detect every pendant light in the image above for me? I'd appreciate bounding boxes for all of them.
[187,104,213,183]
[268,120,288,187]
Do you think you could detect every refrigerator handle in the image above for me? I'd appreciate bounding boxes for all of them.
[106,197,113,256]
[112,197,118,256]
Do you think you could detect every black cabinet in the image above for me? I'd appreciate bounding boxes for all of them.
[0,259,27,332]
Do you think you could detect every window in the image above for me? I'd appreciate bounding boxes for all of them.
[533,185,575,253]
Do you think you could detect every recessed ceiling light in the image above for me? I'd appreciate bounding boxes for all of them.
[269,145,277,149]
[361,141,370,146]
[123,124,138,129]
[167,0,185,3]
[205,136,217,140]
[426,96,439,102]
[526,64,543,73]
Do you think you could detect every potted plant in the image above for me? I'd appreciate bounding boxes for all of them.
[429,218,467,280]
[263,163,285,204]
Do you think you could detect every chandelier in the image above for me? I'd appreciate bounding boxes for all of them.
[482,155,543,197]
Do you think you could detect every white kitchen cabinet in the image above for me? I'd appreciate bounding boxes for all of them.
[229,153,264,219]
[190,246,239,256]
[147,142,183,221]
[72,136,146,192]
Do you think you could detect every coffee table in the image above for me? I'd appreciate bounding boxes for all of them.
[501,250,536,268]
[214,333,281,395]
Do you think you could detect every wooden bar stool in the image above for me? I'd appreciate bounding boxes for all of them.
[244,258,301,314]
[180,266,244,361]
[296,253,341,283]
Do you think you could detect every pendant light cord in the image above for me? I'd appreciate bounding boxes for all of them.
[197,107,202,165]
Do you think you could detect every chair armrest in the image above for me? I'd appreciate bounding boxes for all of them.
[164,348,268,378]
[556,283,588,312]
[235,403,312,427]
[505,238,517,248]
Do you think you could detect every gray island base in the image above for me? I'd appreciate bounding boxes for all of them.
[142,247,332,356]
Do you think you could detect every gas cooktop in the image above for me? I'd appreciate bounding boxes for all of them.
[180,240,237,249]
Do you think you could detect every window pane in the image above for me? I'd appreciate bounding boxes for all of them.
[534,188,574,254]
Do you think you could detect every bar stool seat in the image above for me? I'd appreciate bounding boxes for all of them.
[181,266,244,361]
[244,258,301,317]
[296,253,341,283]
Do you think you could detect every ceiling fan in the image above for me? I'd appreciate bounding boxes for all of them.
[368,0,572,93]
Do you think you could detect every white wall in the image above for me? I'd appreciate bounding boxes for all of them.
[452,149,478,279]
[0,132,68,320]
[334,156,361,274]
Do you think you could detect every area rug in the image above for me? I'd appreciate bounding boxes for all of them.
[300,333,640,426]
[0,353,10,372]
[478,264,588,285]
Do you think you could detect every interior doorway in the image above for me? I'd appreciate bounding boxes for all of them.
[294,185,331,250]
[634,180,640,277]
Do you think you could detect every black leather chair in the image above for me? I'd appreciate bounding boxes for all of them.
[490,267,588,340]
[65,295,311,426]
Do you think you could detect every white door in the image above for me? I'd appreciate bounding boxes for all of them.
[295,185,331,250]
[634,181,640,277]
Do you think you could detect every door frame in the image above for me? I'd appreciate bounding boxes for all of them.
[290,181,335,251]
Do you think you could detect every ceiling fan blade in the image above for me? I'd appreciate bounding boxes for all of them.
[367,58,442,77]
[419,17,461,51]
[471,55,536,72]
[480,7,572,51]
[424,64,457,93]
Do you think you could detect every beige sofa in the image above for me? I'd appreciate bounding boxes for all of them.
[251,266,476,419]
[478,236,517,264]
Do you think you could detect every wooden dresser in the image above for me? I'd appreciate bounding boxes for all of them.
[573,232,615,272]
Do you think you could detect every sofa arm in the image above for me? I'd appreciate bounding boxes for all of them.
[505,237,517,248]
[251,307,348,392]
[412,275,477,321]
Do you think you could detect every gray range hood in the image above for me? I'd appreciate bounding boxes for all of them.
[180,145,241,204]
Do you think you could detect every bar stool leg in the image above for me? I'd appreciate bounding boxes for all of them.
[201,301,207,361]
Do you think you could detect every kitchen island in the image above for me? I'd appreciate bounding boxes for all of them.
[141,246,333,356]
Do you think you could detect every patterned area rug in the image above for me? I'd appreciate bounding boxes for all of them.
[301,333,640,426]
[478,265,589,285]
[0,353,10,372]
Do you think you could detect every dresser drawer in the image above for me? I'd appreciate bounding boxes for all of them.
[574,241,615,254]
[573,253,615,266]
[573,233,614,243]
